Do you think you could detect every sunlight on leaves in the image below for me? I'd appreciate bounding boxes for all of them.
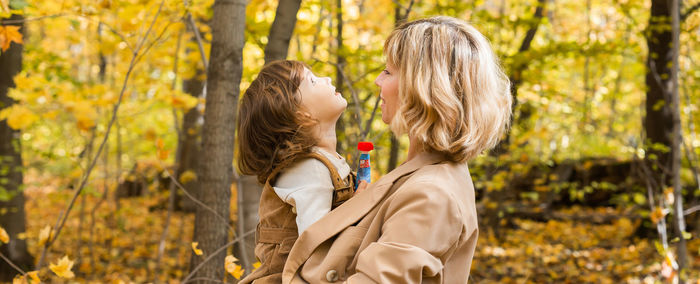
[0,104,38,130]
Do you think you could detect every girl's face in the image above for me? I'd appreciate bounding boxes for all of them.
[374,62,399,124]
[298,67,347,124]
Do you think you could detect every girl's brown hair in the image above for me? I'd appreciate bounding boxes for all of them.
[237,60,318,184]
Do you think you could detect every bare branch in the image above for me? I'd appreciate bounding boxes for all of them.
[0,251,27,277]
[0,13,66,24]
[685,204,700,216]
[187,12,209,70]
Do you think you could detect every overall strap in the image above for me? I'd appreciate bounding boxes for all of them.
[304,152,348,190]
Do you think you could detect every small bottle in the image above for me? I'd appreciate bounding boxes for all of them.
[356,142,374,191]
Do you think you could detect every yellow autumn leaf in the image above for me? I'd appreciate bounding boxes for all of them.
[0,104,38,130]
[179,170,197,184]
[12,275,25,284]
[650,207,665,224]
[191,242,203,255]
[158,149,170,160]
[0,226,9,243]
[231,264,244,279]
[0,25,23,52]
[225,255,238,277]
[49,256,75,279]
[27,271,40,284]
[38,225,52,246]
[252,261,261,271]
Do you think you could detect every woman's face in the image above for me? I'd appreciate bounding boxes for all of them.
[374,63,399,124]
[298,67,347,124]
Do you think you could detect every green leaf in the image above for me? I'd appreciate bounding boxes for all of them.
[9,0,28,10]
[633,193,646,205]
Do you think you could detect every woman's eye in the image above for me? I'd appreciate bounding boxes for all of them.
[383,69,390,75]
[311,78,316,85]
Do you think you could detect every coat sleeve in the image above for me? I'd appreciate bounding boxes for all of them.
[345,180,465,283]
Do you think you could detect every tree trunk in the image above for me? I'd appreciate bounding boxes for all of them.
[334,0,347,154]
[492,0,546,156]
[0,14,34,281]
[646,0,688,278]
[176,74,203,212]
[385,1,414,172]
[263,0,301,65]
[188,0,247,281]
[387,135,399,171]
[645,0,674,184]
[669,0,688,277]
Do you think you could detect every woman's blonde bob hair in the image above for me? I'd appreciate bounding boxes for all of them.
[384,16,512,162]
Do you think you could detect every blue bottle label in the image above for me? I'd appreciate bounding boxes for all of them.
[356,153,371,191]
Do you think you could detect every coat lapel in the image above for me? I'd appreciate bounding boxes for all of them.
[283,152,445,282]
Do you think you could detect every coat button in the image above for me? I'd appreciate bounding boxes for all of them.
[291,206,297,214]
[326,269,339,282]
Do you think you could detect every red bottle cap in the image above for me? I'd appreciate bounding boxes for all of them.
[357,142,374,151]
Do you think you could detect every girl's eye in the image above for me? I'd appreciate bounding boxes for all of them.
[310,77,316,85]
[382,69,390,75]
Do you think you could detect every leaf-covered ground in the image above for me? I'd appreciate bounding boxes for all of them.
[19,171,700,283]
[471,207,700,283]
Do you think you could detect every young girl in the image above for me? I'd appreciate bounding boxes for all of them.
[236,60,355,283]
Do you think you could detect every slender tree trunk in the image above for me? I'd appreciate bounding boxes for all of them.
[0,14,33,281]
[189,0,247,282]
[492,0,546,156]
[264,0,301,65]
[669,0,687,278]
[645,0,674,184]
[645,0,688,279]
[386,1,414,171]
[334,0,347,154]
[176,74,203,212]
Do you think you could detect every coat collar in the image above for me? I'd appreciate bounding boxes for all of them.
[282,151,446,282]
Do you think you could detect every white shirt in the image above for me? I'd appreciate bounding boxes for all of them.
[273,148,351,235]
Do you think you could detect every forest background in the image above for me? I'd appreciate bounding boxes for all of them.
[0,0,699,283]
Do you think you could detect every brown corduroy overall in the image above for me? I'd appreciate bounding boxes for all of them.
[239,152,355,284]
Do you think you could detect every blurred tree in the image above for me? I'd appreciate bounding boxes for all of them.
[0,14,33,281]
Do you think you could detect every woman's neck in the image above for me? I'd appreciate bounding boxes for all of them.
[315,121,338,154]
[406,135,423,162]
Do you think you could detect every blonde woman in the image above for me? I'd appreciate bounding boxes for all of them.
[282,16,512,283]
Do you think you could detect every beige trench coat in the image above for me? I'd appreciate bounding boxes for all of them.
[282,152,478,283]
